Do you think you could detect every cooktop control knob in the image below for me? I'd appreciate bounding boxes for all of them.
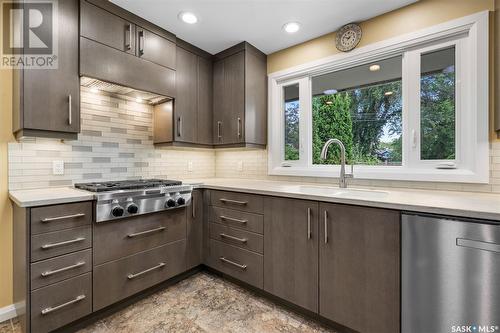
[177,197,186,206]
[166,198,176,208]
[127,203,139,214]
[111,205,124,217]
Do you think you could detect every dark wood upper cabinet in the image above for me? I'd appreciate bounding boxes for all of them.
[213,42,267,148]
[155,42,213,146]
[80,0,136,54]
[319,203,400,333]
[264,197,319,312]
[137,27,176,70]
[12,0,80,140]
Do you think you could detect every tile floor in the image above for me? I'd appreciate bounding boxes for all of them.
[0,272,335,333]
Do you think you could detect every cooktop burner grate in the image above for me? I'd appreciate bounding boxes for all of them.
[75,179,182,192]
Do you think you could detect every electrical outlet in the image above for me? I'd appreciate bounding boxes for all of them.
[187,161,193,172]
[52,160,64,175]
[237,160,243,172]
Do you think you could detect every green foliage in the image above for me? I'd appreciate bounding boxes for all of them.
[312,93,354,164]
[284,101,300,160]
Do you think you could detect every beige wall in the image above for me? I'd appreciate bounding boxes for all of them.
[0,68,14,308]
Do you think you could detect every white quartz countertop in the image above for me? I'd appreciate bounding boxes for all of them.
[9,178,500,221]
[9,187,95,208]
[187,178,500,221]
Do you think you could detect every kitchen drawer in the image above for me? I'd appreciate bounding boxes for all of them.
[93,209,186,265]
[31,226,92,262]
[210,190,264,214]
[93,240,186,310]
[210,206,264,234]
[31,249,92,290]
[207,239,263,289]
[210,222,263,254]
[31,273,92,333]
[31,202,92,235]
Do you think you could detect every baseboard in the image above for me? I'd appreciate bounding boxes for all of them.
[0,304,16,323]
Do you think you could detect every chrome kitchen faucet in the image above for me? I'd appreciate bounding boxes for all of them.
[320,138,354,188]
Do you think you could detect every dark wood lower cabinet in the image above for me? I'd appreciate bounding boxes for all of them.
[263,198,319,312]
[186,190,204,269]
[319,203,400,333]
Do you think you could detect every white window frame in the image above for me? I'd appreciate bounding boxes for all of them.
[268,11,489,183]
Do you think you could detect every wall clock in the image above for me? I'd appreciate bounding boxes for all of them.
[335,23,362,52]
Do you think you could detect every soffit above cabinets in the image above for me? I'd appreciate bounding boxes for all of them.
[109,0,418,54]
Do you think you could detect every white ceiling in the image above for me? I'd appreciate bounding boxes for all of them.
[110,0,418,55]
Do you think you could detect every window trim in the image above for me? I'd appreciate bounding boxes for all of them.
[268,11,489,183]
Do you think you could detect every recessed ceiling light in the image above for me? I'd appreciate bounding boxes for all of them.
[90,88,99,93]
[384,91,393,96]
[178,11,198,24]
[323,89,338,95]
[136,98,143,103]
[369,64,381,72]
[283,22,300,34]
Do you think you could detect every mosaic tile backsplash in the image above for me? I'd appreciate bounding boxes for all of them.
[8,87,215,190]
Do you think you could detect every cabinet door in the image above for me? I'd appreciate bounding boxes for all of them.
[264,198,319,312]
[319,203,400,333]
[197,57,213,145]
[175,47,198,143]
[80,0,135,54]
[137,27,176,70]
[186,190,203,269]
[223,51,245,144]
[23,0,79,133]
[212,59,225,144]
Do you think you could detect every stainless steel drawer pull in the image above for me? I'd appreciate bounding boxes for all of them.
[220,216,247,224]
[219,257,247,270]
[41,237,85,250]
[138,30,145,56]
[217,121,222,141]
[307,207,312,239]
[41,295,85,315]
[127,262,166,279]
[125,23,132,50]
[324,210,329,244]
[41,261,86,277]
[127,226,165,238]
[237,117,242,138]
[177,117,182,137]
[220,233,247,243]
[192,197,196,218]
[219,198,248,205]
[41,213,85,223]
[457,238,500,253]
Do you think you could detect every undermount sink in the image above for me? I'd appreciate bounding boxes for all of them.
[288,185,389,199]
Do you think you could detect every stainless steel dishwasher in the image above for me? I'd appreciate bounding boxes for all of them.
[402,214,500,333]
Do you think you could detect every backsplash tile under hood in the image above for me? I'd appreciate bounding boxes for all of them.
[8,87,215,190]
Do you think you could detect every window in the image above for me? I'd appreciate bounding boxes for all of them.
[269,12,489,183]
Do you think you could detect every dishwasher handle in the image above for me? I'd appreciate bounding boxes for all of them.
[457,238,500,253]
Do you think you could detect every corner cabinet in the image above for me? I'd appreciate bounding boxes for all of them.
[213,42,267,148]
[319,203,400,333]
[12,0,80,140]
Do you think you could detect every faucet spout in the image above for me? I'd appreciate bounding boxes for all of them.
[320,138,352,188]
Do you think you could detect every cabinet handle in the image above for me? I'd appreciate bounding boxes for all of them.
[125,23,132,50]
[41,237,85,250]
[41,213,85,223]
[220,216,247,225]
[219,198,248,206]
[177,117,182,137]
[127,262,165,279]
[127,226,165,238]
[220,233,247,243]
[324,210,328,244]
[41,261,85,277]
[307,207,312,239]
[138,30,145,56]
[41,295,86,315]
[237,117,242,138]
[217,121,222,141]
[219,257,247,270]
[192,196,196,218]
[457,238,500,253]
[68,95,72,125]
